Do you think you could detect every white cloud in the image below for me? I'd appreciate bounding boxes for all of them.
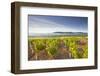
[29,17,66,28]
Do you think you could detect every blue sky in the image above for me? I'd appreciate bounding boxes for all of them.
[28,15,88,34]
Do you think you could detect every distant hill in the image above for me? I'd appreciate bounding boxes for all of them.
[54,32,88,36]
[29,32,88,37]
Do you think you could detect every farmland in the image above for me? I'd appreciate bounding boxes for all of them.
[28,36,88,60]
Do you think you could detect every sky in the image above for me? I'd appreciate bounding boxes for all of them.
[28,15,88,35]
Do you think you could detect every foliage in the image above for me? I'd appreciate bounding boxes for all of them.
[33,39,46,52]
[28,36,88,60]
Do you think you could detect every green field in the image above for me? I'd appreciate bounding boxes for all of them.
[28,36,88,60]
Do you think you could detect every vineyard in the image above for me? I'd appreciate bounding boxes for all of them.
[28,36,88,60]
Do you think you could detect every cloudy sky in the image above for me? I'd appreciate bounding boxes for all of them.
[28,15,88,35]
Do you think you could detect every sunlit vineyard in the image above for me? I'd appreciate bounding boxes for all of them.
[28,36,88,60]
